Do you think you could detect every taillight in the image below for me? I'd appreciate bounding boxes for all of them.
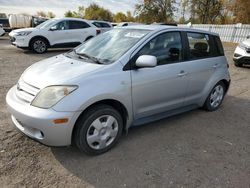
[96,29,101,35]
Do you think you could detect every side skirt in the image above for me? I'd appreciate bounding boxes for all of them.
[132,104,198,127]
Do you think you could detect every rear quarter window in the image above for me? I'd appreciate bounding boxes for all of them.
[187,32,222,59]
[69,21,90,29]
[214,36,224,56]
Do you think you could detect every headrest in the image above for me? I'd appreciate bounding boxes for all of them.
[194,42,208,51]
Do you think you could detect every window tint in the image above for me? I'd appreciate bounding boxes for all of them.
[101,23,111,28]
[187,32,212,59]
[214,36,224,56]
[92,22,101,28]
[136,32,183,65]
[69,21,90,29]
[93,22,111,28]
[53,21,69,30]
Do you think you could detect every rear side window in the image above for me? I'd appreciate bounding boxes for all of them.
[187,32,212,59]
[214,36,224,56]
[93,22,111,28]
[92,22,101,28]
[101,23,111,28]
[69,21,90,29]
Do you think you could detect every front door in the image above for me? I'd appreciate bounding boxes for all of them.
[131,31,189,120]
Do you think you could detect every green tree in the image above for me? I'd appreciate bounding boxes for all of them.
[135,0,176,23]
[37,11,56,18]
[47,11,55,18]
[84,3,113,21]
[179,0,189,23]
[64,10,74,17]
[189,0,223,24]
[65,6,85,18]
[113,12,127,22]
[126,11,135,22]
[36,11,47,17]
[232,0,250,24]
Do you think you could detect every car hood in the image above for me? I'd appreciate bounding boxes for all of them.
[21,54,103,89]
[11,27,37,33]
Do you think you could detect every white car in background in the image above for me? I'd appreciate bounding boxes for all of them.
[115,22,142,27]
[90,20,113,33]
[0,24,5,36]
[233,36,250,67]
[9,18,99,53]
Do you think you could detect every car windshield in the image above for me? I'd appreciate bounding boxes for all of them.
[36,19,58,29]
[75,28,150,64]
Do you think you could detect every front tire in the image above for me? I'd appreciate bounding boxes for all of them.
[203,82,226,111]
[234,61,243,67]
[30,38,48,54]
[74,105,123,155]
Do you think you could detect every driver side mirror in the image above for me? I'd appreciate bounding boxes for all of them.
[135,55,157,68]
[247,35,250,39]
[49,26,57,31]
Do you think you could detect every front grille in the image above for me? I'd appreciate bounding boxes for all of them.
[15,80,40,103]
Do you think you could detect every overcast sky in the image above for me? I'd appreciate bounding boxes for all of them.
[0,0,139,17]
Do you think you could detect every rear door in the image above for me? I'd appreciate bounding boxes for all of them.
[68,20,93,43]
[183,32,221,105]
[131,31,189,120]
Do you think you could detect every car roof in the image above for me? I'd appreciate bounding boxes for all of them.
[90,20,110,23]
[124,24,219,36]
[54,17,91,22]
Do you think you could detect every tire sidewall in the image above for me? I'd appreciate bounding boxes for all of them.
[30,38,48,54]
[205,82,226,111]
[75,105,123,155]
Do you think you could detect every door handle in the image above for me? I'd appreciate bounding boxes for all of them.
[178,71,187,77]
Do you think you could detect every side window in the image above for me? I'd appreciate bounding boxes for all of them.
[52,21,69,30]
[101,23,111,28]
[69,21,90,29]
[136,32,183,66]
[214,36,224,56]
[92,22,101,28]
[187,32,212,59]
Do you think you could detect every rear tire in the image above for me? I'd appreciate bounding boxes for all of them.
[30,38,48,54]
[73,104,123,155]
[203,82,226,111]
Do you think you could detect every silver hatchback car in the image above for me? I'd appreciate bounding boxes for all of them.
[6,25,230,155]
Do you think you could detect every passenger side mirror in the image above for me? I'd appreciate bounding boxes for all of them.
[135,55,157,68]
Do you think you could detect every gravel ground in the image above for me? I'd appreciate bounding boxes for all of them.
[0,36,249,188]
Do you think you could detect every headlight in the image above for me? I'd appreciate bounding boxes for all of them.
[31,86,78,109]
[238,43,248,50]
[16,31,32,36]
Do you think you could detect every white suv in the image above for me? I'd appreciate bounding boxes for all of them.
[233,36,250,67]
[0,24,5,36]
[9,18,99,53]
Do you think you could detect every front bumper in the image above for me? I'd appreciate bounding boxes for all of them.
[233,46,250,64]
[9,35,30,48]
[6,86,81,146]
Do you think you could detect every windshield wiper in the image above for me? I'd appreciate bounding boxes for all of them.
[74,50,103,64]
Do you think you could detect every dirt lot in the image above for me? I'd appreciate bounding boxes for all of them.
[0,36,249,188]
